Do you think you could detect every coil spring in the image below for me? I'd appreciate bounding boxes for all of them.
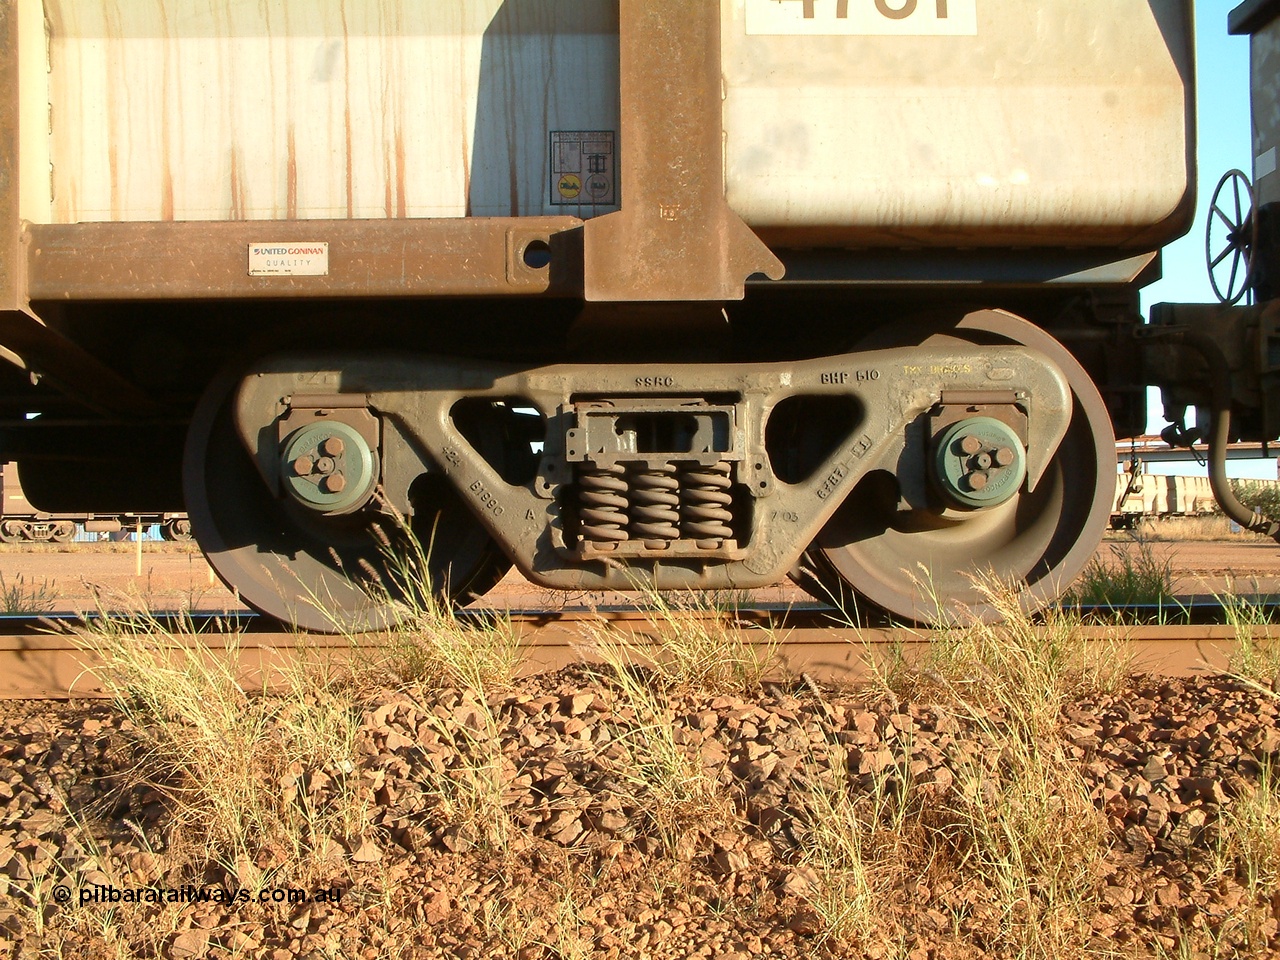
[629,463,681,544]
[578,464,630,543]
[680,461,734,546]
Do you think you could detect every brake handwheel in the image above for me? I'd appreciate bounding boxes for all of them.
[1207,169,1258,305]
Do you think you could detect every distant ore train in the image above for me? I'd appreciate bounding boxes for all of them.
[1112,472,1280,528]
[0,463,190,543]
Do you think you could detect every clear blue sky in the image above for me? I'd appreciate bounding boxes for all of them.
[1138,0,1260,476]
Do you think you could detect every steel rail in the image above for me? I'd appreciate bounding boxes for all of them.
[0,606,1272,700]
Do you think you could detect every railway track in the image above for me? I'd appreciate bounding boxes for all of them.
[0,603,1273,700]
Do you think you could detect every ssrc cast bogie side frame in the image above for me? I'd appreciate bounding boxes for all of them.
[230,338,1072,592]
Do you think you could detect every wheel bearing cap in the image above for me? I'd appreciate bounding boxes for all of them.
[933,417,1027,508]
[280,421,377,515]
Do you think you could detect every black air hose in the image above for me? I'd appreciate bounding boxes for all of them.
[1153,329,1280,542]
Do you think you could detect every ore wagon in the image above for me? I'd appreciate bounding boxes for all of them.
[0,0,1275,629]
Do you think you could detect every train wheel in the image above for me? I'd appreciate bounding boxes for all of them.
[184,369,512,633]
[0,520,24,543]
[160,518,193,542]
[803,311,1113,622]
[50,521,76,543]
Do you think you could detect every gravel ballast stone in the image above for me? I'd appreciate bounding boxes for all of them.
[0,670,1277,958]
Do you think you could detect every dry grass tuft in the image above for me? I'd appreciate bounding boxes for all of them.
[411,692,515,852]
[1218,761,1280,890]
[793,732,916,947]
[1217,583,1280,690]
[940,727,1108,956]
[307,508,525,696]
[0,571,58,614]
[1114,514,1269,542]
[470,863,600,960]
[865,571,1134,718]
[376,599,522,697]
[582,579,781,696]
[328,514,522,851]
[71,610,370,889]
[1064,534,1177,611]
[572,579,782,853]
[845,574,1119,955]
[584,626,729,853]
[1211,760,1280,951]
[933,581,1115,955]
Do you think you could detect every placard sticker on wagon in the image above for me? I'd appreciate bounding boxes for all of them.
[248,243,329,277]
[746,0,977,35]
[550,131,616,207]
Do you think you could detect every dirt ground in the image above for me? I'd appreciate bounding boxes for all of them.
[1,536,1279,616]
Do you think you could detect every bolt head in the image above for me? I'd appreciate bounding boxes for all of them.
[967,472,989,491]
[959,435,983,455]
[322,474,347,494]
[975,452,993,470]
[315,456,336,475]
[322,436,345,457]
[995,446,1016,467]
[292,456,314,477]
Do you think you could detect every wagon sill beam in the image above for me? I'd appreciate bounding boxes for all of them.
[25,218,585,302]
